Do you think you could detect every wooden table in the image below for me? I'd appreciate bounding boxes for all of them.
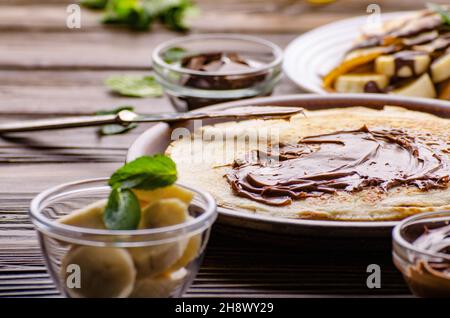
[0,0,429,298]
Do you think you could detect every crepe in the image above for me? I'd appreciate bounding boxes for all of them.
[167,106,450,221]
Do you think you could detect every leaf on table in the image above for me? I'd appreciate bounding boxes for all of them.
[80,0,109,9]
[95,105,137,136]
[105,75,163,97]
[85,0,198,31]
[108,154,177,190]
[99,123,138,136]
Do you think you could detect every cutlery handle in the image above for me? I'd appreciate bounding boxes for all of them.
[0,114,119,134]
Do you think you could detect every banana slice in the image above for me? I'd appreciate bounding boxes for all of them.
[323,47,390,91]
[58,199,107,229]
[133,185,194,208]
[431,53,450,83]
[61,246,136,298]
[129,199,190,278]
[437,78,450,100]
[139,198,189,229]
[128,242,187,278]
[390,73,436,98]
[334,73,388,93]
[170,233,202,271]
[375,52,430,78]
[130,268,188,298]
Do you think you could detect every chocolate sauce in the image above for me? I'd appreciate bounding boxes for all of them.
[171,52,269,110]
[364,81,384,93]
[226,126,449,206]
[393,50,426,77]
[405,222,450,297]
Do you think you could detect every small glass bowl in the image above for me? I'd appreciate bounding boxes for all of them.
[29,178,217,298]
[392,211,450,298]
[152,34,283,111]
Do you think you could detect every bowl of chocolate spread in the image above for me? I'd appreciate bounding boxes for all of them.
[152,34,283,111]
[393,211,450,297]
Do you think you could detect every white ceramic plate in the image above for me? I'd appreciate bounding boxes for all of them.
[283,12,410,93]
[127,94,450,238]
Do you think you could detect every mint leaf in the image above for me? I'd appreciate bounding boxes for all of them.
[428,3,450,25]
[109,155,177,190]
[81,0,108,9]
[163,47,187,64]
[95,105,134,116]
[99,123,138,135]
[103,188,141,230]
[84,0,197,31]
[105,75,163,97]
[95,106,137,136]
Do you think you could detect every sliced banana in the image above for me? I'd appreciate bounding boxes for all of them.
[139,198,189,228]
[334,73,388,93]
[58,199,107,229]
[170,233,202,271]
[129,199,190,278]
[128,241,187,278]
[133,185,194,208]
[61,246,136,298]
[375,53,430,78]
[130,268,188,298]
[431,53,450,83]
[390,73,437,98]
[323,47,389,90]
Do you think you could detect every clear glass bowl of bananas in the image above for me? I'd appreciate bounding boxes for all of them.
[29,178,217,298]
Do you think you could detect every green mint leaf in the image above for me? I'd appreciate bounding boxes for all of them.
[427,3,450,25]
[109,154,177,190]
[95,105,134,116]
[81,0,108,9]
[102,0,152,30]
[158,1,198,31]
[105,75,163,97]
[99,123,138,136]
[163,47,187,64]
[103,188,141,230]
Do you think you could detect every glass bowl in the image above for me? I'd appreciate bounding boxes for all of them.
[392,211,450,298]
[152,34,283,111]
[29,178,217,298]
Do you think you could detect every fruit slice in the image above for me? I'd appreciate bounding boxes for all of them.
[133,185,194,208]
[130,268,187,298]
[170,233,202,271]
[61,246,136,298]
[139,198,189,229]
[437,78,450,100]
[431,53,450,83]
[58,199,106,229]
[323,47,389,91]
[334,73,388,93]
[390,73,436,98]
[129,199,190,278]
[128,242,187,278]
[375,52,430,77]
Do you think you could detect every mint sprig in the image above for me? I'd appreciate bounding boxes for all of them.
[105,75,163,98]
[428,3,450,25]
[103,155,177,230]
[104,188,141,230]
[109,155,177,190]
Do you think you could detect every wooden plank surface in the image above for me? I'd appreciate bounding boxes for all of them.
[0,0,430,298]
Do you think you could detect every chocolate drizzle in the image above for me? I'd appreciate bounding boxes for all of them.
[226,126,449,206]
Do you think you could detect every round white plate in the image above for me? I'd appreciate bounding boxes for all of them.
[127,94,450,238]
[283,12,410,93]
